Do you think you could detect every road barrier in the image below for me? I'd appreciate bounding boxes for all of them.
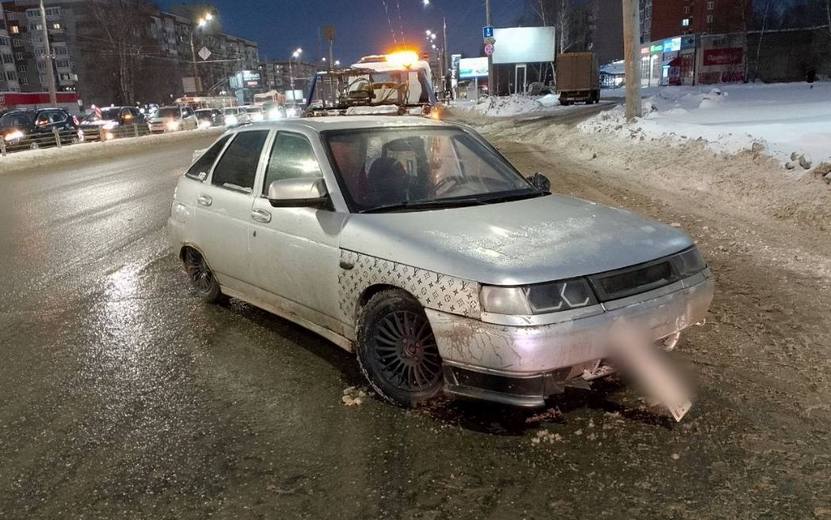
[0,124,208,157]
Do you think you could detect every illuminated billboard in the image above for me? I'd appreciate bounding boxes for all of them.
[459,57,489,79]
[492,27,556,64]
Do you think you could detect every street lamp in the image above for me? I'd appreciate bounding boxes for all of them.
[422,2,449,100]
[190,11,215,94]
[289,48,302,105]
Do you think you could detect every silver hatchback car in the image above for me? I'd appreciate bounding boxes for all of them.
[168,117,714,408]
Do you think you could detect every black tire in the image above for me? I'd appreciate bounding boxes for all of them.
[182,248,223,303]
[356,290,444,407]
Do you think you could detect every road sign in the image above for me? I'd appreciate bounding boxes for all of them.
[484,43,495,57]
[483,25,494,40]
[198,46,211,61]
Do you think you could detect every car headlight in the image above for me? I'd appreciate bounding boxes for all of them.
[268,108,284,120]
[166,120,181,131]
[671,247,707,278]
[4,130,24,141]
[480,278,598,315]
[103,122,118,130]
[225,115,237,126]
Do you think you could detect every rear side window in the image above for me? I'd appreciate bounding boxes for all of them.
[211,130,269,192]
[262,132,321,194]
[186,135,231,180]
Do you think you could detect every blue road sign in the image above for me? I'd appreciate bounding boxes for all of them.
[483,26,494,40]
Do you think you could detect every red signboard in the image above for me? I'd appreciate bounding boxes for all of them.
[0,91,79,109]
[703,48,744,66]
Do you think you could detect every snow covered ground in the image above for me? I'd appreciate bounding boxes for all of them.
[581,82,831,166]
[450,94,562,118]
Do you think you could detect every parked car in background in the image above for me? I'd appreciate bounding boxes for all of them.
[243,105,265,122]
[148,106,198,133]
[0,108,83,150]
[222,107,250,128]
[168,117,714,409]
[195,108,224,129]
[80,106,145,141]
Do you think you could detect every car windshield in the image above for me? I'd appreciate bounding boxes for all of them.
[195,110,213,118]
[0,112,35,129]
[157,108,180,119]
[325,127,539,213]
[244,107,261,113]
[223,108,238,115]
[84,108,119,122]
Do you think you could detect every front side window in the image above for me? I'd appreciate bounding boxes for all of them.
[325,128,535,213]
[262,133,321,194]
[211,131,269,192]
[186,135,231,180]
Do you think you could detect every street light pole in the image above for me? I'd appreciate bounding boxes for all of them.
[190,31,200,94]
[442,16,448,98]
[39,0,57,106]
[622,0,642,120]
[486,0,493,96]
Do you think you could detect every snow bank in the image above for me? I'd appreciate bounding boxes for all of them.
[452,94,561,118]
[580,82,831,165]
[0,128,222,175]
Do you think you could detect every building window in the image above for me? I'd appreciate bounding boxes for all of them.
[0,36,9,46]
[707,1,715,9]
[1,54,13,64]
[15,52,24,60]
[10,25,19,34]
[6,71,17,81]
[56,59,70,68]
[682,18,691,27]
[707,14,714,24]
[55,46,67,55]
[18,64,27,72]
[52,23,61,30]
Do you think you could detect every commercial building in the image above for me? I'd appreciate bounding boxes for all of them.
[0,0,259,107]
[640,0,751,42]
[259,61,319,99]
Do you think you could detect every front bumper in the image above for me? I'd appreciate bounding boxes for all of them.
[427,270,714,407]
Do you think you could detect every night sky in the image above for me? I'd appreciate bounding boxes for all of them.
[159,0,526,64]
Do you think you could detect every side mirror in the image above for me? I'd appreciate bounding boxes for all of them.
[527,172,551,193]
[267,177,329,208]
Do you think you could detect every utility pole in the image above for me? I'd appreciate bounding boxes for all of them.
[622,0,642,121]
[39,0,57,106]
[486,0,493,96]
[442,16,448,99]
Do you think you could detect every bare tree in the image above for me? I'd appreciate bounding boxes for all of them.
[85,0,151,104]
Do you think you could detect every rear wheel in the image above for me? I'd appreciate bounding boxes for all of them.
[356,290,444,407]
[182,248,223,303]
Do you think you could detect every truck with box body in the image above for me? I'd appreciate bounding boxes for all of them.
[556,52,601,105]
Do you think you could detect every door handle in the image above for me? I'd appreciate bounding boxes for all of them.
[197,194,213,207]
[251,209,272,224]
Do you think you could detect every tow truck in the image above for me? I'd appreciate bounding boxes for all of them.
[305,51,438,118]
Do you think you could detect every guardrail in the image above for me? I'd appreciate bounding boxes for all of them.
[0,124,211,157]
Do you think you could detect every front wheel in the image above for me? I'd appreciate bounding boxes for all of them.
[356,290,444,407]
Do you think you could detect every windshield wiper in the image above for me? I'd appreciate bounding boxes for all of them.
[359,197,489,214]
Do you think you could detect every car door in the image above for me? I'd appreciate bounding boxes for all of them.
[193,129,271,286]
[249,131,347,327]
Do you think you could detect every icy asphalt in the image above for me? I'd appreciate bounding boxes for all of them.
[0,128,828,519]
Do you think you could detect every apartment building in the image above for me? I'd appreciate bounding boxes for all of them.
[0,0,259,106]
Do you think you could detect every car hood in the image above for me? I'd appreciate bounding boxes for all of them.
[81,120,117,127]
[340,194,694,286]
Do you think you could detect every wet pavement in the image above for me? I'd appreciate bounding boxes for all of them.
[1,131,829,519]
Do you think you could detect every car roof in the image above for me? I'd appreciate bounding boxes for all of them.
[241,116,453,134]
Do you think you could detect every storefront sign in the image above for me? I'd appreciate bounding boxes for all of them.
[703,48,744,66]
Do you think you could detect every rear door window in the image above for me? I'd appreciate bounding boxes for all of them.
[187,135,231,181]
[210,130,269,192]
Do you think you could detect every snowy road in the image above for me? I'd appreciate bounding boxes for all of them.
[1,127,829,518]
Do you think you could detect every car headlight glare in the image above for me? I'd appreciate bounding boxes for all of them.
[481,278,597,316]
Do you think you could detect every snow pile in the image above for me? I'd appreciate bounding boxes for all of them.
[452,94,560,118]
[580,82,831,165]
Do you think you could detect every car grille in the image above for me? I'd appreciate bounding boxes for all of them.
[589,257,681,302]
